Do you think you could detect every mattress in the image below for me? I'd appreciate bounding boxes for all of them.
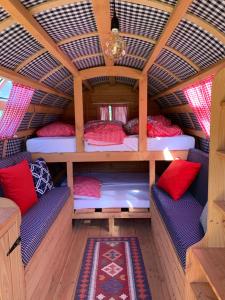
[26,135,195,153]
[62,172,150,210]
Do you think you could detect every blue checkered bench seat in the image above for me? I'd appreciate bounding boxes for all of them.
[0,152,70,266]
[152,149,208,269]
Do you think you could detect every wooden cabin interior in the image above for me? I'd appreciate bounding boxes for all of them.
[0,0,225,299]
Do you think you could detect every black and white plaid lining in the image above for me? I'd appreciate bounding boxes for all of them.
[18,112,33,131]
[88,76,109,86]
[60,36,101,59]
[111,1,170,40]
[189,113,202,130]
[19,52,60,81]
[196,137,209,153]
[0,24,42,70]
[158,0,177,5]
[115,55,145,70]
[156,96,171,108]
[56,76,73,94]
[42,67,71,87]
[30,113,46,128]
[179,113,194,129]
[165,113,181,126]
[6,138,26,157]
[0,6,9,21]
[34,1,97,42]
[75,55,104,70]
[167,19,225,70]
[156,48,197,80]
[40,94,59,106]
[174,90,188,105]
[115,77,136,86]
[148,76,166,94]
[42,114,59,125]
[123,36,154,59]
[188,0,225,34]
[54,97,71,108]
[20,0,47,8]
[31,90,46,104]
[148,64,178,88]
[165,93,184,107]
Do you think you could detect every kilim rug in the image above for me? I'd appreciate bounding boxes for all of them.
[75,237,152,300]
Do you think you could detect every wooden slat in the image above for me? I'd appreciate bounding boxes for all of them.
[190,282,217,300]
[183,128,206,139]
[142,0,193,74]
[14,128,35,138]
[0,0,79,77]
[74,77,84,152]
[139,75,147,151]
[92,0,112,66]
[162,104,193,114]
[0,66,72,100]
[214,200,225,215]
[73,211,151,219]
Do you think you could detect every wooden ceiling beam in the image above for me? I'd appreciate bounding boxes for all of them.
[92,0,112,66]
[142,0,193,74]
[151,57,225,100]
[123,0,173,13]
[0,65,73,100]
[161,104,193,114]
[0,0,79,77]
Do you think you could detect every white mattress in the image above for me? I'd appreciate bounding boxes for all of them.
[26,135,195,153]
[61,173,150,210]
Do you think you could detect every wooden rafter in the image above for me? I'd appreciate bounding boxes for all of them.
[124,0,173,13]
[142,0,194,74]
[92,0,112,66]
[0,65,72,100]
[0,0,79,77]
[162,104,193,114]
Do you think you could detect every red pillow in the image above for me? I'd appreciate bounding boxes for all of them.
[74,176,101,198]
[157,160,201,200]
[36,121,75,137]
[0,160,38,214]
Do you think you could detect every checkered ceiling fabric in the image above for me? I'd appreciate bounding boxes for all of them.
[56,76,73,95]
[34,1,97,42]
[158,0,177,5]
[156,94,183,108]
[30,113,46,128]
[18,112,33,131]
[60,36,101,60]
[88,77,110,86]
[111,0,170,40]
[115,56,145,70]
[156,48,197,80]
[6,138,26,157]
[21,0,47,8]
[148,64,178,88]
[31,90,46,104]
[0,6,9,21]
[54,97,71,108]
[188,0,225,34]
[123,36,154,59]
[42,67,71,88]
[74,55,104,70]
[167,19,225,69]
[115,77,136,86]
[0,24,43,70]
[174,90,188,105]
[148,77,166,95]
[196,137,209,153]
[19,52,60,81]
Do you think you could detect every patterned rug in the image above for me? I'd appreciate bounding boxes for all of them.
[75,237,151,300]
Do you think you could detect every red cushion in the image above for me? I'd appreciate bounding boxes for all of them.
[36,121,75,137]
[0,160,38,214]
[157,160,201,200]
[74,176,101,198]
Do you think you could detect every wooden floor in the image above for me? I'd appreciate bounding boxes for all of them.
[46,219,172,300]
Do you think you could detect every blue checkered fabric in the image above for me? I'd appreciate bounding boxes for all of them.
[29,158,54,197]
[21,186,70,266]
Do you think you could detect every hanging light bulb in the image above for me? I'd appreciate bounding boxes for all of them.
[105,0,126,60]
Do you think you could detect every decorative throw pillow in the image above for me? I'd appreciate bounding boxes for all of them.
[157,160,201,200]
[0,160,38,214]
[200,202,208,233]
[74,176,101,198]
[30,158,54,197]
[36,121,75,137]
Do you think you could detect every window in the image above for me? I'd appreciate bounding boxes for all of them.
[100,104,128,123]
[183,76,212,137]
[0,77,13,119]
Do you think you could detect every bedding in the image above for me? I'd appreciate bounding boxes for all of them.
[74,176,101,198]
[26,135,195,152]
[36,121,75,137]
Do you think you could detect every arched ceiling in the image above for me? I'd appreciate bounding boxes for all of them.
[0,0,225,103]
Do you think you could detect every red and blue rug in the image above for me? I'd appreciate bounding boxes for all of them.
[75,237,151,300]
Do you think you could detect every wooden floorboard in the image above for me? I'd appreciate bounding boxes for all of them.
[52,219,171,300]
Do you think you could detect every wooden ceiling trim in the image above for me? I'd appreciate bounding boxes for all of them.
[92,0,112,66]
[39,65,63,83]
[14,128,36,138]
[164,46,200,72]
[0,65,73,100]
[29,0,87,14]
[55,75,72,88]
[15,49,46,72]
[57,32,98,46]
[142,0,193,74]
[162,104,193,114]
[151,75,168,88]
[0,0,79,77]
[154,63,181,82]
[80,66,143,80]
[0,15,14,31]
[151,57,225,100]
[123,0,173,13]
[27,104,63,115]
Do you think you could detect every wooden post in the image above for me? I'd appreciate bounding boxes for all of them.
[139,75,147,151]
[74,76,84,152]
[66,162,74,218]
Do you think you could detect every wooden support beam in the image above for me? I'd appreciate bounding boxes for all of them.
[0,66,72,100]
[92,0,113,66]
[151,58,225,100]
[142,0,193,74]
[162,104,193,114]
[0,0,79,77]
[183,128,206,139]
[139,75,147,151]
[14,128,36,138]
[74,77,84,152]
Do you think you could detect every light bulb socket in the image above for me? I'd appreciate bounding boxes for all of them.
[111,14,119,31]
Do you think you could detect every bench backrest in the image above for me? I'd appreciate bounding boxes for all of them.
[187,148,209,207]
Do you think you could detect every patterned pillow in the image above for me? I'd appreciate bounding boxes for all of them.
[30,158,54,197]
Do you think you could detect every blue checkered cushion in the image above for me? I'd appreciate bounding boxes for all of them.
[30,158,54,197]
[20,186,70,266]
[152,185,204,269]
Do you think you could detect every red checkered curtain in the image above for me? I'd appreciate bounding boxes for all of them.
[183,77,212,137]
[0,83,34,139]
[112,105,128,124]
[100,105,109,121]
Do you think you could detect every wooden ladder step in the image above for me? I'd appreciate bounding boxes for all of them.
[214,200,225,215]
[190,282,217,300]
